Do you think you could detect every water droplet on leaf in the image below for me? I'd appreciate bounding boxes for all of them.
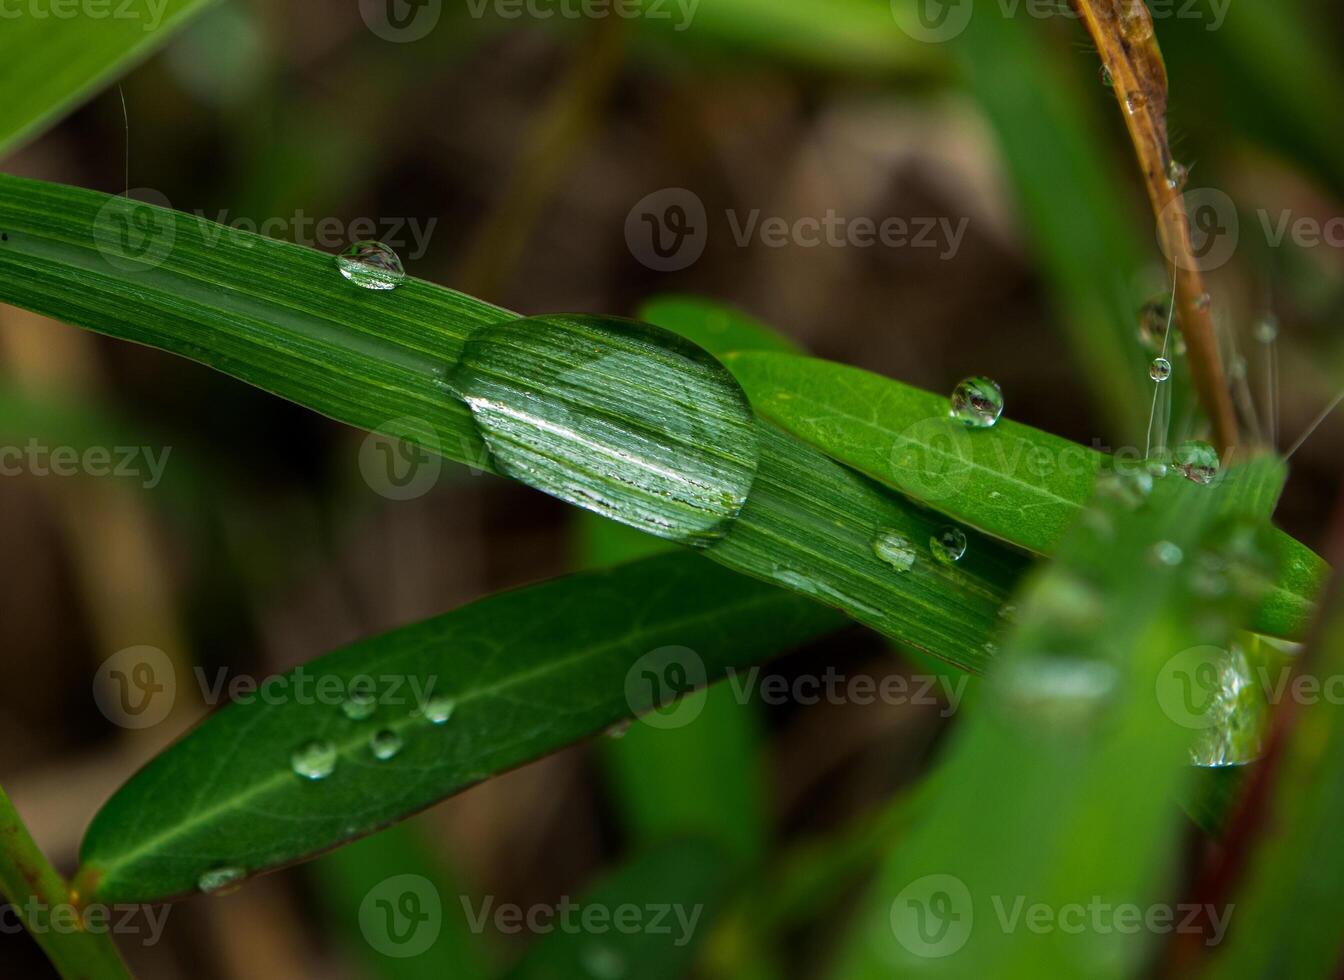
[291,739,337,780]
[1149,357,1172,382]
[1190,646,1266,768]
[341,681,377,721]
[336,241,405,291]
[949,376,1003,429]
[930,526,968,564]
[871,529,916,572]
[452,315,759,546]
[370,729,403,761]
[422,695,457,725]
[1173,440,1219,485]
[199,867,245,895]
[1150,540,1184,567]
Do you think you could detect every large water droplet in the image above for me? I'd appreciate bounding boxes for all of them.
[369,729,403,761]
[336,241,405,290]
[1173,440,1219,485]
[948,376,1003,429]
[1118,0,1154,41]
[930,526,968,564]
[291,739,337,780]
[871,529,916,572]
[422,694,457,725]
[1190,646,1266,767]
[1149,357,1172,382]
[199,867,245,895]
[452,315,759,546]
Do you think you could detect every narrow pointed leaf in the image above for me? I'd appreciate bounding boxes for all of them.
[0,0,215,157]
[829,459,1288,979]
[726,350,1327,640]
[77,553,842,904]
[0,175,1027,669]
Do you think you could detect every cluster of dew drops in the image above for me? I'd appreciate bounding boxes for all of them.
[197,686,457,895]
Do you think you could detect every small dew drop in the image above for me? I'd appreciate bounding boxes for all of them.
[199,867,245,895]
[930,526,968,564]
[1149,357,1172,382]
[1173,440,1220,486]
[1146,457,1170,479]
[604,720,633,740]
[1137,296,1185,355]
[290,739,337,780]
[998,603,1018,621]
[948,376,1003,429]
[369,729,403,761]
[422,695,457,725]
[1194,291,1212,311]
[1253,315,1279,344]
[1125,92,1147,114]
[1099,65,1114,88]
[1096,469,1153,509]
[341,681,377,721]
[871,529,917,573]
[1165,160,1189,190]
[336,241,405,291]
[1150,541,1184,567]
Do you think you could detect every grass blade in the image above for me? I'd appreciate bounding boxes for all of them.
[0,175,1026,669]
[75,553,841,904]
[726,350,1327,640]
[0,0,215,157]
[827,458,1287,979]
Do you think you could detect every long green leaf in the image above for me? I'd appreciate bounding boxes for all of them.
[1208,561,1344,977]
[0,174,1026,669]
[726,350,1328,640]
[828,458,1288,979]
[0,0,215,157]
[76,553,840,904]
[505,840,730,980]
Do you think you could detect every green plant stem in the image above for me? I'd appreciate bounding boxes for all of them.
[0,784,133,980]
